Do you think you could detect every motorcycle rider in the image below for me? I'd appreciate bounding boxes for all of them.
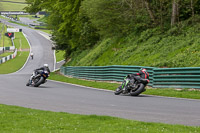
[129,68,150,84]
[34,64,50,75]
[123,68,149,93]
[29,64,50,85]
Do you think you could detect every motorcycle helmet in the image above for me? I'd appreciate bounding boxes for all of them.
[44,64,49,67]
[140,68,147,72]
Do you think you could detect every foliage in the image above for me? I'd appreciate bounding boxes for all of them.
[24,0,42,13]
[24,0,100,57]
[81,0,142,37]
[24,0,200,67]
[66,17,200,67]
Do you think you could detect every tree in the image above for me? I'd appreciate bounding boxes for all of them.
[81,0,152,37]
[171,0,179,26]
[144,0,156,24]
[24,0,42,14]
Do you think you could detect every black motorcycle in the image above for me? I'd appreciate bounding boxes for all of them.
[114,75,148,96]
[26,70,49,87]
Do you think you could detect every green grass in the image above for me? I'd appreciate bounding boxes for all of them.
[13,32,29,49]
[0,32,29,74]
[10,15,46,21]
[0,104,199,132]
[144,88,200,99]
[9,21,28,27]
[0,15,10,20]
[49,72,200,100]
[1,0,25,2]
[35,29,52,34]
[0,0,27,11]
[49,72,119,90]
[0,51,29,74]
[55,50,65,62]
[19,15,44,20]
[37,15,48,23]
[0,23,12,47]
[0,51,13,58]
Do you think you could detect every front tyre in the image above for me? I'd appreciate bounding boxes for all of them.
[114,86,123,95]
[26,81,30,86]
[34,77,44,87]
[26,79,32,86]
[130,83,145,96]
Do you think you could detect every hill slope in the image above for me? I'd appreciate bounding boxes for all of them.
[66,17,200,68]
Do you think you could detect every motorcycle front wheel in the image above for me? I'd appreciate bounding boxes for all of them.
[114,86,123,95]
[26,80,31,86]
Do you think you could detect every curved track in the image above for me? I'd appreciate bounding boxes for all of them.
[0,19,200,126]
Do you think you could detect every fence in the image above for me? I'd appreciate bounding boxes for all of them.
[153,67,200,89]
[60,65,200,89]
[0,36,17,64]
[0,48,17,64]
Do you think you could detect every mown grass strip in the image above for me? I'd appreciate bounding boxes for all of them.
[0,104,199,132]
[49,72,119,91]
[49,72,200,100]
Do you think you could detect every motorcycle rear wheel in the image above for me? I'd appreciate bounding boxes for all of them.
[130,83,145,96]
[34,77,44,87]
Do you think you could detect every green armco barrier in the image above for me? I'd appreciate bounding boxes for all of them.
[153,67,200,89]
[60,65,155,86]
[60,66,200,89]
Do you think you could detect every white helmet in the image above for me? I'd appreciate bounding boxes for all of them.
[44,64,49,67]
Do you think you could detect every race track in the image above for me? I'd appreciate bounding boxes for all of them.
[0,19,200,126]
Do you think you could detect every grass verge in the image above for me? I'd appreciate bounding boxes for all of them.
[13,32,29,49]
[35,29,52,34]
[0,51,13,57]
[49,72,200,100]
[0,15,10,20]
[55,50,65,62]
[0,32,29,74]
[0,51,29,74]
[0,104,199,132]
[0,23,12,47]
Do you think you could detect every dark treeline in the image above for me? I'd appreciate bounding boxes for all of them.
[24,0,200,58]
